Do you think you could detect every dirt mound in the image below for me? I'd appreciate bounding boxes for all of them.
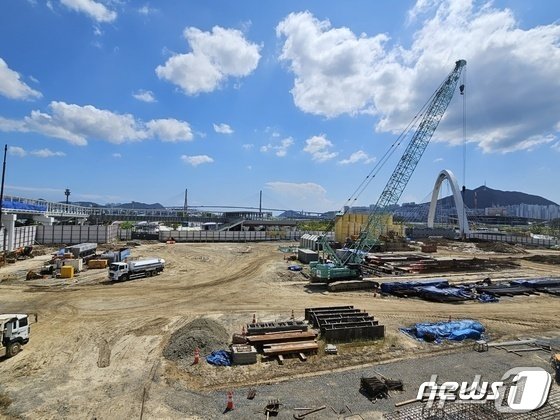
[475,241,527,254]
[526,254,560,265]
[163,318,229,362]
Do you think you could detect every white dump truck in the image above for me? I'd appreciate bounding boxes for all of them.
[1,314,30,358]
[108,258,165,281]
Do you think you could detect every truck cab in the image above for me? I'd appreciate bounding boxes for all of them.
[1,314,30,358]
[108,262,128,281]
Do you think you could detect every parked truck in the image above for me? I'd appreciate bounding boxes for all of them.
[108,258,165,281]
[65,242,97,261]
[100,247,131,264]
[1,314,30,358]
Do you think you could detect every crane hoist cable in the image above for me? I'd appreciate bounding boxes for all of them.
[311,59,467,279]
[321,77,445,235]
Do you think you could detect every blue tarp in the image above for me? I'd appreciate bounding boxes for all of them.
[478,293,499,303]
[288,265,302,271]
[1,200,47,212]
[206,350,232,366]
[401,319,485,343]
[415,285,473,301]
[448,328,483,341]
[510,277,560,288]
[381,279,449,294]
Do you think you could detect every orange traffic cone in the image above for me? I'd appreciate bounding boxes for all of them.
[291,310,295,320]
[241,325,246,336]
[193,347,200,365]
[225,390,234,411]
[252,313,256,324]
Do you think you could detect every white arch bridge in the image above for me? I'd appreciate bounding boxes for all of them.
[427,169,470,235]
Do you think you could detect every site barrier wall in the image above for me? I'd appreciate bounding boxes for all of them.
[14,226,37,248]
[467,232,560,247]
[36,224,120,245]
[159,230,334,243]
[119,229,132,241]
[0,226,37,250]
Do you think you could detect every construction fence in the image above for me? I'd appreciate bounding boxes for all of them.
[159,230,333,243]
[468,232,560,247]
[0,226,37,250]
[35,224,120,245]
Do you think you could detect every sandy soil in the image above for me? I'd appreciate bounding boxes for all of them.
[0,241,559,419]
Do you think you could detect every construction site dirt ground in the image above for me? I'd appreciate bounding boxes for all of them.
[0,241,559,419]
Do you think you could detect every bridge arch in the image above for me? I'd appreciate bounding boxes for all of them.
[427,169,470,235]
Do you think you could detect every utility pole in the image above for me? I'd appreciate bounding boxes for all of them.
[183,188,188,224]
[0,145,7,256]
[259,190,262,219]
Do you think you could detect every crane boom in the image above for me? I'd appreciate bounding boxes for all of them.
[311,59,466,280]
[349,59,466,258]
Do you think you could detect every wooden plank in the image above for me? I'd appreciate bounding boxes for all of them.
[263,342,318,356]
[246,331,317,344]
[263,340,317,349]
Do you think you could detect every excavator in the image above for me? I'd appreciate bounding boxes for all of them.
[310,59,467,281]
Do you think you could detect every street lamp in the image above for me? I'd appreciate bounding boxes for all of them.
[64,188,71,205]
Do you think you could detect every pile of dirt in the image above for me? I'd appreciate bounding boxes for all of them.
[163,318,229,362]
[526,254,560,265]
[475,241,527,254]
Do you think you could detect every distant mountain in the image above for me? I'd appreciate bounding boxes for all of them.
[437,185,557,208]
[66,201,104,207]
[65,201,166,209]
[108,201,166,209]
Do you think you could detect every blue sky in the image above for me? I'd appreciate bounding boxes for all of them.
[1,0,559,212]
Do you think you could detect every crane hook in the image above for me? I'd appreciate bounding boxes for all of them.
[459,84,465,95]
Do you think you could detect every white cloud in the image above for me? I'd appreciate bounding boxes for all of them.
[132,90,156,103]
[552,142,560,152]
[303,135,337,162]
[8,146,27,157]
[260,137,294,157]
[60,0,117,23]
[112,153,122,158]
[265,181,333,211]
[0,58,42,100]
[277,4,560,153]
[264,126,281,138]
[146,119,193,142]
[181,154,214,167]
[276,12,388,118]
[138,5,157,15]
[8,146,66,158]
[213,123,233,134]
[5,184,124,203]
[339,150,375,165]
[407,0,438,23]
[156,26,261,95]
[6,185,61,194]
[30,148,66,158]
[433,157,444,162]
[0,101,193,145]
[242,143,253,150]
